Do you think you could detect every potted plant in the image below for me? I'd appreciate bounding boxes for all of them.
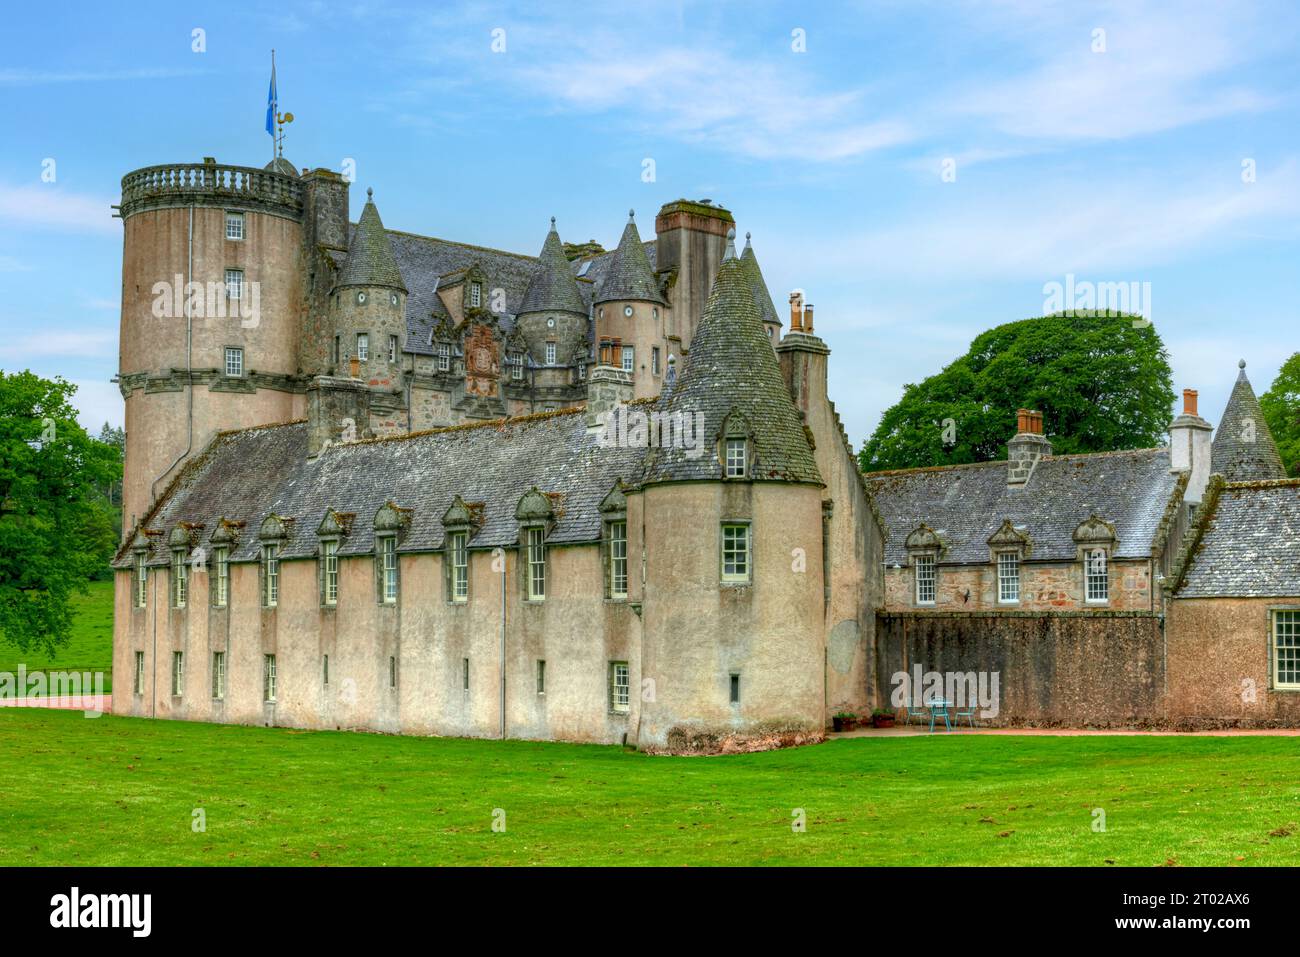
[832,710,857,732]
[871,708,896,729]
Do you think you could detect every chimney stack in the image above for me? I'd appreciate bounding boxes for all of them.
[1007,408,1051,485]
[803,304,814,333]
[1169,386,1212,503]
[788,291,804,332]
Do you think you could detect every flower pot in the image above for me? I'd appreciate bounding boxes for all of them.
[872,715,895,729]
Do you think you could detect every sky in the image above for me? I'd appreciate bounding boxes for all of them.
[1,0,1297,447]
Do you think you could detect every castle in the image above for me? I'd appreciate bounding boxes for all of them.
[112,155,1300,744]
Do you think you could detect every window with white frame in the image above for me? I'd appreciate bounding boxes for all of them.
[578,363,585,380]
[172,651,184,696]
[914,554,936,605]
[261,543,279,608]
[724,438,747,478]
[213,546,229,607]
[448,531,468,602]
[134,553,148,608]
[388,335,398,363]
[356,333,369,362]
[224,347,244,377]
[622,346,635,372]
[470,282,482,308]
[1273,610,1300,690]
[134,651,144,694]
[721,523,751,583]
[225,268,244,300]
[437,342,451,372]
[212,652,225,699]
[545,342,557,365]
[379,535,398,603]
[526,526,546,601]
[225,211,245,240]
[997,552,1020,603]
[321,539,339,606]
[510,353,524,380]
[606,520,628,599]
[172,550,187,608]
[263,654,277,702]
[610,661,630,714]
[1085,549,1109,603]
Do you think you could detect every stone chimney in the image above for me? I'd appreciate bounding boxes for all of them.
[789,291,804,332]
[654,199,735,347]
[584,363,634,432]
[1169,387,1213,503]
[306,375,371,458]
[777,289,830,419]
[1007,408,1051,485]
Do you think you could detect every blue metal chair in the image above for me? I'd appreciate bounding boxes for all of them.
[928,699,953,733]
[954,699,978,729]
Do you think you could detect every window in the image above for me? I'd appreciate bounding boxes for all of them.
[915,554,936,605]
[388,335,398,363]
[389,656,397,689]
[606,520,628,599]
[378,536,398,603]
[263,654,277,702]
[730,673,741,705]
[525,527,546,601]
[320,539,339,606]
[134,553,148,608]
[437,342,451,372]
[511,354,524,379]
[225,211,245,240]
[225,268,244,300]
[323,655,329,686]
[724,438,747,478]
[462,657,470,692]
[356,333,369,362]
[448,531,468,602]
[652,346,660,376]
[212,652,225,699]
[213,546,228,607]
[171,651,184,696]
[134,651,145,695]
[172,550,188,608]
[545,342,557,365]
[1085,549,1108,603]
[333,335,341,365]
[578,363,586,380]
[261,543,279,608]
[610,662,630,714]
[997,552,1020,603]
[622,346,635,372]
[470,282,482,307]
[1273,611,1300,690]
[224,346,244,377]
[536,660,546,696]
[721,523,751,583]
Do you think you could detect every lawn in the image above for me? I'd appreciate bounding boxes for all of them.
[0,579,114,694]
[3,710,1300,866]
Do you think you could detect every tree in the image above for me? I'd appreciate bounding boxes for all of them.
[0,371,118,655]
[1260,352,1300,477]
[859,313,1175,472]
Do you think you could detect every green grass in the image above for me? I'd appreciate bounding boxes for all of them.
[0,580,114,694]
[3,709,1300,866]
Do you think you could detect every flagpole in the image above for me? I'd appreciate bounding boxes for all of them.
[270,49,277,163]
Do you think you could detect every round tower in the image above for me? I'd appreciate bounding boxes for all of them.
[117,158,308,534]
[593,210,669,399]
[515,217,589,390]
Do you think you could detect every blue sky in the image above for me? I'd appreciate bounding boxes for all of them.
[1,0,1297,446]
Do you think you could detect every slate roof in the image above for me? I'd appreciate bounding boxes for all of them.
[1211,361,1285,482]
[641,233,821,486]
[1176,479,1300,597]
[518,219,588,316]
[336,192,406,291]
[741,233,782,328]
[593,212,667,305]
[116,411,647,568]
[864,447,1180,565]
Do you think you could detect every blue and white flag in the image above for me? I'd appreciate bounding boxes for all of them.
[265,57,277,137]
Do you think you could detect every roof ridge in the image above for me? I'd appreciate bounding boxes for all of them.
[341,407,585,447]
[1225,477,1300,490]
[864,445,1167,479]
[383,227,538,263]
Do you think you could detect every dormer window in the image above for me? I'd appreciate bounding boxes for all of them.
[724,438,747,478]
[373,503,407,605]
[1085,549,1108,602]
[172,549,188,608]
[470,282,482,308]
[905,524,942,607]
[436,342,451,372]
[258,514,288,608]
[1073,515,1116,605]
[997,552,1020,603]
[509,352,524,380]
[914,554,936,604]
[134,549,148,608]
[988,520,1029,605]
[515,488,555,602]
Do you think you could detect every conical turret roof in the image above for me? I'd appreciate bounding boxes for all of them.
[641,230,821,485]
[594,211,666,306]
[336,189,406,291]
[740,232,781,328]
[519,218,587,315]
[1212,360,1285,481]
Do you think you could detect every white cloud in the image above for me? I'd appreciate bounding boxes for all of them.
[68,378,123,432]
[0,67,204,86]
[0,183,119,235]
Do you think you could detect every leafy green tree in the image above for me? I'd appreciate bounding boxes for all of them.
[1260,352,1300,477]
[859,313,1175,471]
[0,371,118,655]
